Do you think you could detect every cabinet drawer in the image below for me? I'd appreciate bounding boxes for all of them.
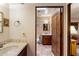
[42,35,52,45]
[43,36,51,39]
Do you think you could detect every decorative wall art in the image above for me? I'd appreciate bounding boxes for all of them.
[4,18,9,27]
[43,24,48,31]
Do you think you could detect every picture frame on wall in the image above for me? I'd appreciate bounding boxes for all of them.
[4,18,9,27]
[43,24,48,31]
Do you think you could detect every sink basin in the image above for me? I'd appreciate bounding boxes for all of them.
[0,45,18,56]
[0,42,27,56]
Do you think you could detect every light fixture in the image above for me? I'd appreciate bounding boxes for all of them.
[70,26,77,34]
[37,8,48,14]
[37,8,47,10]
[14,20,21,26]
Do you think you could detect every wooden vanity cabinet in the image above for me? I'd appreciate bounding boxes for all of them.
[18,45,27,56]
[42,35,52,45]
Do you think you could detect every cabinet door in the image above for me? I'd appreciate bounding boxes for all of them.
[42,36,52,45]
[42,36,49,45]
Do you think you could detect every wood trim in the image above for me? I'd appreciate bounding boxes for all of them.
[60,7,64,56]
[35,7,37,56]
[35,6,64,56]
[67,3,72,56]
[36,6,63,8]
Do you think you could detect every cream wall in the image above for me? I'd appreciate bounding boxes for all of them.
[9,4,35,56]
[9,3,68,56]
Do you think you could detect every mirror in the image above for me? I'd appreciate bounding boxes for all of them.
[0,12,3,33]
[43,24,48,31]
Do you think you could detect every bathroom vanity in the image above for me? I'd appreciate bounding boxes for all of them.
[18,44,27,56]
[42,34,52,45]
[0,42,27,56]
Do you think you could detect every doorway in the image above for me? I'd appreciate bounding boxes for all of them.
[35,6,64,56]
[68,3,79,56]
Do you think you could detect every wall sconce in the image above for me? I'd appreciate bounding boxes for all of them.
[14,20,21,26]
[70,26,78,34]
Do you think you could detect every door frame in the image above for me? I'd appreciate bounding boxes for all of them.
[67,3,72,56]
[35,6,64,56]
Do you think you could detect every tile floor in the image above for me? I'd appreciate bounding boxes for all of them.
[37,43,54,56]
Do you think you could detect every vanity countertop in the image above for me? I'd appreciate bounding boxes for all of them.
[0,42,27,56]
[42,33,52,35]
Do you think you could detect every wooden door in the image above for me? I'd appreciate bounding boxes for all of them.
[56,13,60,56]
[52,11,61,56]
[52,15,57,55]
